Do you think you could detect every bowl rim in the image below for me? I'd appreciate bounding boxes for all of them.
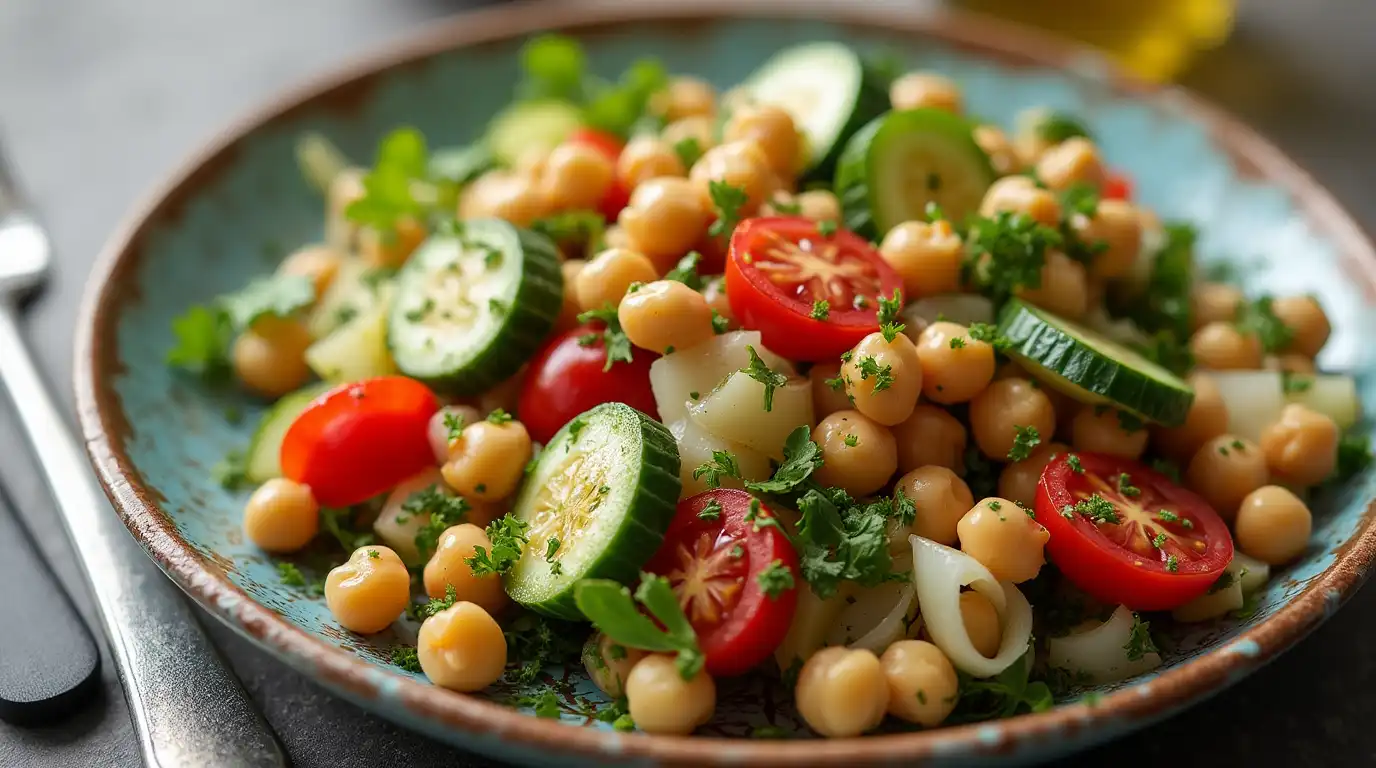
[73,0,1376,764]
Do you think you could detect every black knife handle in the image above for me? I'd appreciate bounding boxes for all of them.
[0,485,99,724]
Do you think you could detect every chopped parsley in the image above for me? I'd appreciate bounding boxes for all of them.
[1034,111,1092,144]
[692,450,743,489]
[544,537,561,563]
[277,562,307,587]
[576,304,635,370]
[697,499,723,521]
[1151,458,1182,483]
[1235,295,1294,353]
[530,210,606,253]
[1115,410,1145,433]
[1069,494,1120,524]
[950,650,1053,723]
[811,299,831,320]
[320,507,375,552]
[707,181,749,239]
[843,433,859,448]
[816,219,838,238]
[741,345,789,412]
[756,559,796,600]
[1116,472,1141,497]
[400,485,472,561]
[1282,372,1314,395]
[1150,532,1167,548]
[949,336,967,349]
[1166,555,1180,572]
[1007,425,1041,462]
[487,408,514,425]
[855,356,895,393]
[517,34,667,139]
[876,290,904,327]
[573,574,705,680]
[673,136,703,168]
[1123,614,1158,661]
[503,611,584,684]
[1332,434,1375,483]
[963,212,1063,304]
[390,645,423,673]
[1208,570,1236,594]
[443,411,466,442]
[165,305,233,383]
[465,514,530,576]
[515,689,563,719]
[567,415,587,443]
[210,449,249,491]
[663,251,704,290]
[1066,454,1084,474]
[710,309,730,334]
[219,274,315,332]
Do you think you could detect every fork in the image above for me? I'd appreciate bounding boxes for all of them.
[0,146,287,766]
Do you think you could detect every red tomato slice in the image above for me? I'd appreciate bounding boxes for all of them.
[1102,171,1134,201]
[280,376,440,508]
[725,217,903,361]
[644,490,799,677]
[518,323,659,445]
[566,128,630,221]
[1036,452,1233,611]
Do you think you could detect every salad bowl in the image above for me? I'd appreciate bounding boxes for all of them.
[74,0,1376,765]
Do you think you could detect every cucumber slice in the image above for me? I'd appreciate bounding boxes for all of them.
[834,108,996,238]
[742,42,889,180]
[505,403,681,619]
[245,383,333,483]
[387,220,562,395]
[485,100,582,166]
[998,299,1195,427]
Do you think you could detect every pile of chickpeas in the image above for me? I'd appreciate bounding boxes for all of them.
[231,65,1343,737]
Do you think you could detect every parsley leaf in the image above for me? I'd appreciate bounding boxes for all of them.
[1066,494,1120,524]
[576,304,635,370]
[487,408,514,425]
[277,562,307,587]
[1116,222,1195,343]
[744,426,822,495]
[811,300,830,320]
[345,127,449,234]
[756,559,796,599]
[210,449,250,491]
[950,647,1052,723]
[218,274,316,331]
[1116,472,1141,497]
[741,345,789,412]
[673,137,703,168]
[707,181,748,239]
[1330,433,1374,484]
[466,514,530,576]
[529,210,606,253]
[697,499,723,521]
[1123,613,1158,661]
[963,212,1063,304]
[443,411,466,442]
[166,304,234,382]
[321,507,376,552]
[574,574,705,680]
[503,611,584,684]
[876,289,904,327]
[1033,111,1092,144]
[1007,425,1041,462]
[855,356,894,393]
[693,450,742,489]
[816,219,838,237]
[1235,295,1295,353]
[663,251,704,291]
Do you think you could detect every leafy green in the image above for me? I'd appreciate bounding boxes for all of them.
[1033,111,1092,144]
[345,127,451,234]
[466,514,530,576]
[663,251,704,291]
[211,449,249,491]
[854,356,894,393]
[321,507,376,552]
[1235,295,1295,353]
[400,485,472,561]
[950,647,1052,723]
[428,142,497,186]
[503,611,585,684]
[756,559,795,599]
[576,305,635,370]
[963,212,1064,304]
[1117,222,1195,342]
[574,574,704,679]
[166,305,234,382]
[811,300,830,321]
[707,181,749,239]
[530,210,606,254]
[1124,613,1158,661]
[1330,433,1373,484]
[744,426,822,495]
[519,35,588,101]
[277,562,307,587]
[1007,425,1041,462]
[390,645,423,673]
[516,35,667,139]
[741,345,789,412]
[673,137,703,169]
[411,584,459,621]
[693,450,743,489]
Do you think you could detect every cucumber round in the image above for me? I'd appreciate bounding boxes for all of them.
[998,299,1195,427]
[485,100,582,166]
[245,382,334,483]
[387,219,562,395]
[834,108,996,238]
[742,42,889,181]
[505,403,681,620]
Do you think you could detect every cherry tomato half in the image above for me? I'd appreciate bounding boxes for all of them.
[725,217,904,361]
[518,323,659,445]
[1035,452,1233,611]
[281,376,440,508]
[644,490,799,677]
[1102,171,1134,201]
[566,128,630,221]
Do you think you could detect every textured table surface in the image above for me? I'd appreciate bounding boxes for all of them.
[1,1,1374,766]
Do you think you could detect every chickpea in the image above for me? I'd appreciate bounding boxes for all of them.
[540,142,615,212]
[701,275,732,324]
[795,647,889,738]
[1191,282,1244,331]
[582,633,648,699]
[841,331,922,426]
[1035,136,1106,191]
[892,466,974,546]
[893,405,968,475]
[427,404,484,464]
[978,176,1061,228]
[661,116,717,154]
[956,497,1049,583]
[652,76,717,122]
[554,259,586,333]
[242,478,319,553]
[1234,485,1313,565]
[618,280,716,354]
[879,219,964,299]
[278,244,342,296]
[232,322,313,398]
[880,640,959,727]
[813,411,899,497]
[458,171,549,227]
[1190,321,1263,370]
[1265,354,1317,375]
[959,592,1003,658]
[688,140,774,217]
[969,378,1056,460]
[512,147,550,179]
[889,72,963,113]
[324,546,411,635]
[625,654,716,735]
[915,321,997,404]
[1015,251,1089,321]
[423,524,509,615]
[617,178,710,271]
[974,125,1021,175]
[764,190,842,222]
[417,601,507,692]
[810,361,854,419]
[1071,405,1149,459]
[1259,403,1339,487]
[602,224,632,251]
[616,136,686,190]
[724,104,801,177]
[359,215,428,269]
[1271,295,1330,358]
[1152,372,1229,461]
[998,441,1070,509]
[1186,435,1269,522]
[1073,200,1141,280]
[441,419,534,501]
[574,248,659,312]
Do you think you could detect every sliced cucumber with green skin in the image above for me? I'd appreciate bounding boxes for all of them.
[245,382,334,483]
[485,100,582,166]
[505,403,681,620]
[387,219,562,395]
[742,42,889,181]
[834,108,996,238]
[998,299,1196,427]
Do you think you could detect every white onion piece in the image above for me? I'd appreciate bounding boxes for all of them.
[1047,605,1162,683]
[669,418,772,498]
[1207,370,1285,442]
[1232,551,1270,593]
[909,535,1034,678]
[649,330,792,424]
[1285,374,1360,430]
[689,372,813,459]
[775,583,850,672]
[824,581,918,654]
[900,294,995,339]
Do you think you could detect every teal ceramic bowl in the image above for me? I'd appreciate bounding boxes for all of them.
[74,2,1376,765]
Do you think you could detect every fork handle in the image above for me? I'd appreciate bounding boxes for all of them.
[0,299,286,767]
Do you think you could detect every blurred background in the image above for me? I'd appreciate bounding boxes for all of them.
[0,0,1373,766]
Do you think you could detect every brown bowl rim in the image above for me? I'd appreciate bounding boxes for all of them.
[73,0,1376,765]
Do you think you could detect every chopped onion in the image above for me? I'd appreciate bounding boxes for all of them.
[1285,374,1360,430]
[775,583,851,672]
[909,535,1034,678]
[901,294,995,339]
[1206,370,1285,442]
[826,581,918,654]
[1047,605,1162,684]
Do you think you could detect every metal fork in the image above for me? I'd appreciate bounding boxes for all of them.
[0,146,287,766]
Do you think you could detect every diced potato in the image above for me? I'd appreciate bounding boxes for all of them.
[1209,370,1284,443]
[373,467,447,566]
[670,418,772,497]
[649,330,792,424]
[307,257,380,340]
[1285,374,1360,430]
[305,289,396,383]
[689,372,813,459]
